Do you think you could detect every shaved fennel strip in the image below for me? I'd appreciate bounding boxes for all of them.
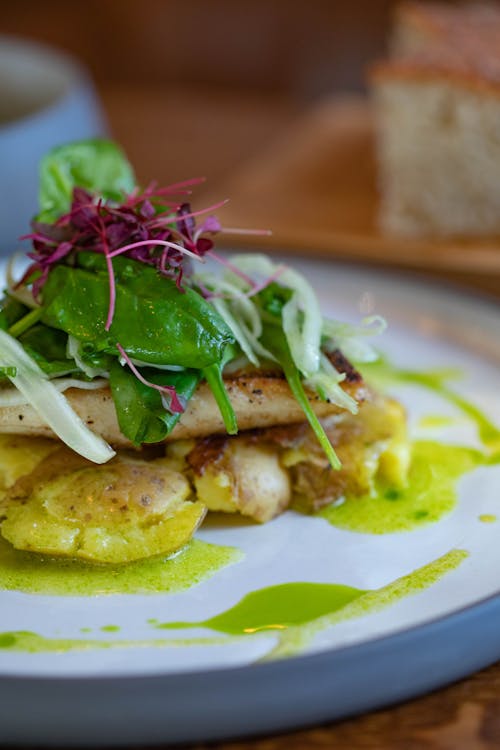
[193,272,277,365]
[305,353,358,414]
[0,329,114,463]
[0,377,108,407]
[323,316,387,364]
[226,254,322,377]
[67,335,109,378]
[210,297,259,365]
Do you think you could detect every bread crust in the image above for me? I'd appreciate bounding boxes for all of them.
[370,1,500,96]
[370,61,500,98]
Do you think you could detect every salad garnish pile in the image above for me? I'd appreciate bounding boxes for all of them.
[0,140,384,465]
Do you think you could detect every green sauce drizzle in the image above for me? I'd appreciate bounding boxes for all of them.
[418,415,456,429]
[0,549,466,655]
[316,356,500,535]
[0,357,495,657]
[269,549,467,659]
[155,582,365,635]
[320,440,483,534]
[364,357,500,455]
[0,538,241,596]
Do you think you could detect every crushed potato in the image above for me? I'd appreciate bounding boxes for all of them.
[0,394,409,563]
[193,441,291,523]
[1,449,205,563]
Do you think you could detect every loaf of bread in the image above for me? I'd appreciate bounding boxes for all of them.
[371,2,500,237]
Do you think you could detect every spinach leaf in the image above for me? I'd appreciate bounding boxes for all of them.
[255,284,341,469]
[0,301,77,378]
[37,139,136,223]
[0,296,30,332]
[77,348,114,373]
[109,360,201,444]
[201,343,239,435]
[41,256,234,369]
[19,324,79,378]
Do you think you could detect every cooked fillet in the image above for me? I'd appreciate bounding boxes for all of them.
[0,390,408,558]
[0,351,368,447]
[0,349,407,560]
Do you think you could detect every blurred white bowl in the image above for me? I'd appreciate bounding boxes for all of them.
[0,35,106,254]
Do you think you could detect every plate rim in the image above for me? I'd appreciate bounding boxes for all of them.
[1,588,499,746]
[1,258,500,746]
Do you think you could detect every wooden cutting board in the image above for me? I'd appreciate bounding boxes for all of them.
[208,96,500,277]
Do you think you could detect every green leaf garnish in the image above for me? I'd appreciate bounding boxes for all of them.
[37,139,135,223]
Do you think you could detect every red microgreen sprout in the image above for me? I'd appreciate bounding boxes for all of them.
[116,343,184,414]
[18,178,272,415]
[18,183,225,326]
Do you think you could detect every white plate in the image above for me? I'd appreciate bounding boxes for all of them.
[1,258,500,746]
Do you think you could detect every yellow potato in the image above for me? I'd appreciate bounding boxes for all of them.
[287,396,409,512]
[194,441,291,523]
[0,434,57,492]
[1,455,206,564]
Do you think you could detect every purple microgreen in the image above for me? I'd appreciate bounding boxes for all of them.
[116,343,184,414]
[19,178,270,331]
[176,202,196,240]
[152,176,206,193]
[150,199,229,233]
[194,215,222,241]
[108,238,205,262]
[178,198,229,223]
[104,252,116,332]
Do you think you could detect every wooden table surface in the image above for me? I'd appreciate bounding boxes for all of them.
[91,84,500,750]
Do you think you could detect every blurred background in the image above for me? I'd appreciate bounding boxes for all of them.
[1,0,403,185]
[5,0,495,303]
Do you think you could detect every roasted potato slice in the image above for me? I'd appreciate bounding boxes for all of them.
[284,396,410,512]
[1,450,205,563]
[0,435,58,492]
[188,439,291,523]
